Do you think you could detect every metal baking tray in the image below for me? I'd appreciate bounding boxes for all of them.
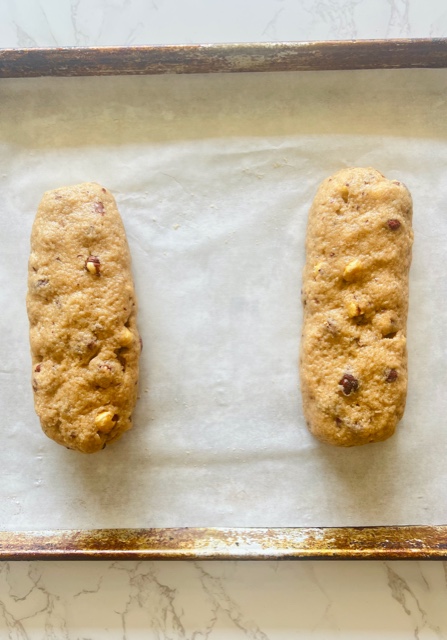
[1,39,447,560]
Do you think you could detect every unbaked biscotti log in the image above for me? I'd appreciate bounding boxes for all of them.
[300,168,413,447]
[27,183,140,453]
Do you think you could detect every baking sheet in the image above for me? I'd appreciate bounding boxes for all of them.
[1,69,447,531]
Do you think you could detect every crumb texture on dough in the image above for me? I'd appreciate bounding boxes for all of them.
[27,183,140,453]
[300,168,413,447]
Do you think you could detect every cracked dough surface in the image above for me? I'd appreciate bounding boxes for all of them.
[27,183,140,453]
[300,167,413,447]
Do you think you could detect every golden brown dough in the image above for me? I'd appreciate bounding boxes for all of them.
[300,168,413,446]
[27,183,140,453]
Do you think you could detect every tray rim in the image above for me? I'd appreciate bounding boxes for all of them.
[0,526,446,560]
[1,38,447,77]
[2,38,447,560]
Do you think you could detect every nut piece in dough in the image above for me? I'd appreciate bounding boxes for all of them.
[119,327,134,346]
[343,259,363,282]
[346,300,363,318]
[95,411,117,433]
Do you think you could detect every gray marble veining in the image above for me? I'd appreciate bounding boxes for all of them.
[1,0,446,47]
[1,561,447,638]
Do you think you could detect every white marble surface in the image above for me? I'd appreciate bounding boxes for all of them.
[2,1,447,638]
[1,0,447,46]
[1,560,447,638]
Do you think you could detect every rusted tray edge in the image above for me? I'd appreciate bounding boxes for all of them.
[1,526,446,560]
[1,39,447,77]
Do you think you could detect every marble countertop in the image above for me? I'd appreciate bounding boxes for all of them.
[2,1,447,638]
[2,0,447,46]
[1,560,447,638]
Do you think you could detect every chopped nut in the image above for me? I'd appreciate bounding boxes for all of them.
[338,373,359,396]
[343,259,363,282]
[95,410,115,432]
[34,364,41,372]
[94,201,105,215]
[119,327,133,346]
[387,219,401,231]
[313,261,325,276]
[85,255,101,275]
[385,368,398,382]
[346,300,363,318]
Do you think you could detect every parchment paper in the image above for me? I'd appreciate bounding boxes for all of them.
[1,69,447,530]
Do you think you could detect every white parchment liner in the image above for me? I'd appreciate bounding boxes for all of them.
[1,69,446,529]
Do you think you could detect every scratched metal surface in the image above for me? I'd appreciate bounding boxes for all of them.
[0,39,447,77]
[0,526,446,560]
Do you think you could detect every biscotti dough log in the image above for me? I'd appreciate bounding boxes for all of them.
[27,183,140,453]
[300,168,413,447]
